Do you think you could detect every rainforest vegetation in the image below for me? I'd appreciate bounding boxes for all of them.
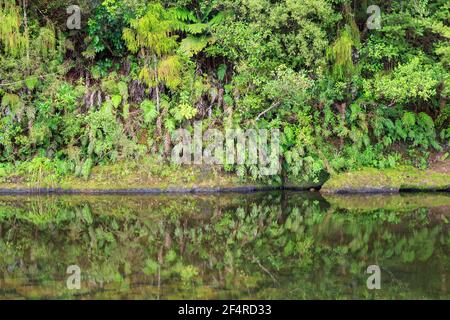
[0,0,449,185]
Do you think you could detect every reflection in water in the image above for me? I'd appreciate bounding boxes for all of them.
[0,192,449,299]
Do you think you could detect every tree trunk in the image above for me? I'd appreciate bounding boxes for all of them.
[153,54,160,111]
[153,54,163,139]
[337,102,346,147]
[22,0,30,65]
[439,82,446,115]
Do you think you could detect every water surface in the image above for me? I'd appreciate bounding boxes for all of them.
[0,192,449,299]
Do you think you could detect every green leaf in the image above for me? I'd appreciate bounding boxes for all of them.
[187,23,208,35]
[117,82,128,100]
[111,95,122,108]
[143,258,159,276]
[140,100,158,124]
[402,112,416,127]
[218,64,227,82]
[179,36,209,57]
[25,77,39,91]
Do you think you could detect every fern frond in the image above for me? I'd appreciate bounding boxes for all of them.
[208,12,228,27]
[187,23,208,35]
[157,55,182,90]
[169,7,198,23]
[179,36,210,57]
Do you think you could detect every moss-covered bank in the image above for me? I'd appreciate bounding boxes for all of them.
[321,165,450,194]
[0,158,448,194]
[0,162,279,194]
[323,193,450,211]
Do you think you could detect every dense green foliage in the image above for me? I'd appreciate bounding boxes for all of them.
[0,0,449,182]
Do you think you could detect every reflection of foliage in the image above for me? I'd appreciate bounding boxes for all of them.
[0,192,449,299]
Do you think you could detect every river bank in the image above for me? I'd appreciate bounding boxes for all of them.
[0,160,448,195]
[321,161,450,194]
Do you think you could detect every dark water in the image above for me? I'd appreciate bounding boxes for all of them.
[0,192,449,300]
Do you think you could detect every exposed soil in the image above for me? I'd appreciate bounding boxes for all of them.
[430,159,450,174]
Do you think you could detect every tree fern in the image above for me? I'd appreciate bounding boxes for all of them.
[0,1,60,60]
[327,26,357,80]
[0,0,28,57]
[34,25,57,58]
[157,55,182,90]
[169,7,198,23]
[179,36,209,57]
[123,3,202,114]
[187,23,209,35]
[1,92,24,119]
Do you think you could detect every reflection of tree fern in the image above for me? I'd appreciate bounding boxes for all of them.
[0,194,449,299]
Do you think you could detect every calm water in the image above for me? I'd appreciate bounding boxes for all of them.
[0,192,448,300]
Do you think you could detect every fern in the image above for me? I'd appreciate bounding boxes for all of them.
[0,1,58,59]
[24,76,38,91]
[187,23,209,35]
[179,36,209,57]
[327,26,358,80]
[1,93,23,113]
[170,7,198,23]
[217,64,227,82]
[207,12,228,27]
[0,0,28,57]
[140,100,158,124]
[402,112,416,127]
[157,55,182,89]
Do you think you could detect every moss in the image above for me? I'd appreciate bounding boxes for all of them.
[321,166,450,194]
[1,160,448,194]
[0,160,275,191]
[323,193,450,211]
[284,171,330,190]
